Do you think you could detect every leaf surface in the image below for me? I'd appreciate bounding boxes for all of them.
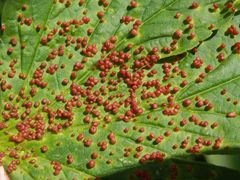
[0,0,240,179]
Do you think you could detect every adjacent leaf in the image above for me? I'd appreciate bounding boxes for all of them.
[103,158,240,180]
[0,0,240,179]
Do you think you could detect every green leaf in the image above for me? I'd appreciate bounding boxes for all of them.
[103,158,240,180]
[0,0,240,179]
